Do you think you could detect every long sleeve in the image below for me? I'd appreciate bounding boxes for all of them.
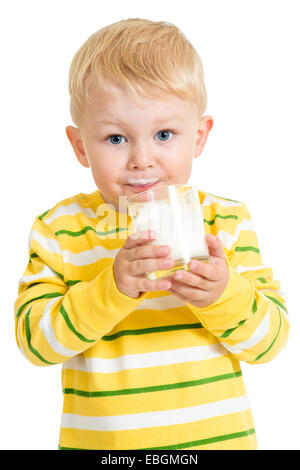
[186,202,289,364]
[14,216,146,366]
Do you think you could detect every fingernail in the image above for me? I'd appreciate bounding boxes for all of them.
[162,280,171,289]
[174,271,182,279]
[190,261,196,269]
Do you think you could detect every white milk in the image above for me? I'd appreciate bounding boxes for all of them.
[134,199,209,279]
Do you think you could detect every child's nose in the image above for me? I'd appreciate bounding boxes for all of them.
[128,144,154,169]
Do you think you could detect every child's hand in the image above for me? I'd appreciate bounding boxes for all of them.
[166,234,229,308]
[113,230,174,298]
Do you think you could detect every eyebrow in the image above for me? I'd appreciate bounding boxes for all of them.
[96,119,126,127]
[97,115,185,127]
[153,115,185,124]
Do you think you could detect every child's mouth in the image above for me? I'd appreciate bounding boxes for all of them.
[126,180,159,192]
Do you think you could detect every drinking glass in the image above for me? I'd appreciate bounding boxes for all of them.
[127,184,210,280]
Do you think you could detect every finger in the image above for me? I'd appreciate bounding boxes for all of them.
[124,230,158,249]
[205,234,226,262]
[168,281,207,301]
[130,256,174,276]
[127,243,171,262]
[188,259,221,281]
[167,288,187,301]
[172,269,211,290]
[138,277,172,293]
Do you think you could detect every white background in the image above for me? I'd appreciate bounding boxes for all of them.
[1,0,299,450]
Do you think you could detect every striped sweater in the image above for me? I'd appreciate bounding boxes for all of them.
[14,189,289,450]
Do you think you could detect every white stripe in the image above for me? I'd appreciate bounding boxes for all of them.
[202,194,243,208]
[31,229,61,255]
[30,229,119,266]
[260,289,288,303]
[43,203,98,225]
[235,265,269,274]
[62,245,120,266]
[221,309,270,355]
[61,395,250,431]
[217,219,255,250]
[39,297,78,357]
[18,265,59,288]
[62,343,227,373]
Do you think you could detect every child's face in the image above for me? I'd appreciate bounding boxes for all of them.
[66,86,213,212]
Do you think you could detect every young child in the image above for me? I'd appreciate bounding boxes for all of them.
[14,18,289,450]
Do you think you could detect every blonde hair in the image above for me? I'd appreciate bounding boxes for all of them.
[68,18,207,125]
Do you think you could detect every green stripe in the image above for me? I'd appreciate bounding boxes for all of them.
[235,246,260,254]
[96,227,128,237]
[55,226,95,237]
[257,277,267,283]
[30,252,39,260]
[204,214,238,226]
[25,307,57,365]
[53,269,64,281]
[16,292,64,318]
[59,445,84,450]
[66,279,81,287]
[59,304,96,343]
[58,427,256,450]
[63,370,242,398]
[221,296,258,338]
[23,271,64,289]
[252,297,257,314]
[25,282,42,290]
[254,307,282,362]
[55,226,128,237]
[102,322,203,341]
[140,427,256,450]
[207,192,241,203]
[264,294,288,314]
[220,319,246,339]
[38,210,50,220]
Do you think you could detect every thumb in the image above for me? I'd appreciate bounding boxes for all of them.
[205,233,225,262]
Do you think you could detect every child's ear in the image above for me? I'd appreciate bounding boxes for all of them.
[65,126,90,168]
[194,116,214,158]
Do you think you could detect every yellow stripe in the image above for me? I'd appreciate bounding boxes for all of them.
[252,308,286,364]
[62,374,246,416]
[231,229,258,246]
[26,308,70,363]
[104,301,200,329]
[62,354,240,391]
[218,301,269,344]
[82,328,217,360]
[59,408,255,450]
[30,237,63,270]
[64,257,112,280]
[205,217,240,235]
[52,298,97,349]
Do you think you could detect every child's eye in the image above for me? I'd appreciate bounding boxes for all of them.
[107,134,125,145]
[156,130,174,141]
